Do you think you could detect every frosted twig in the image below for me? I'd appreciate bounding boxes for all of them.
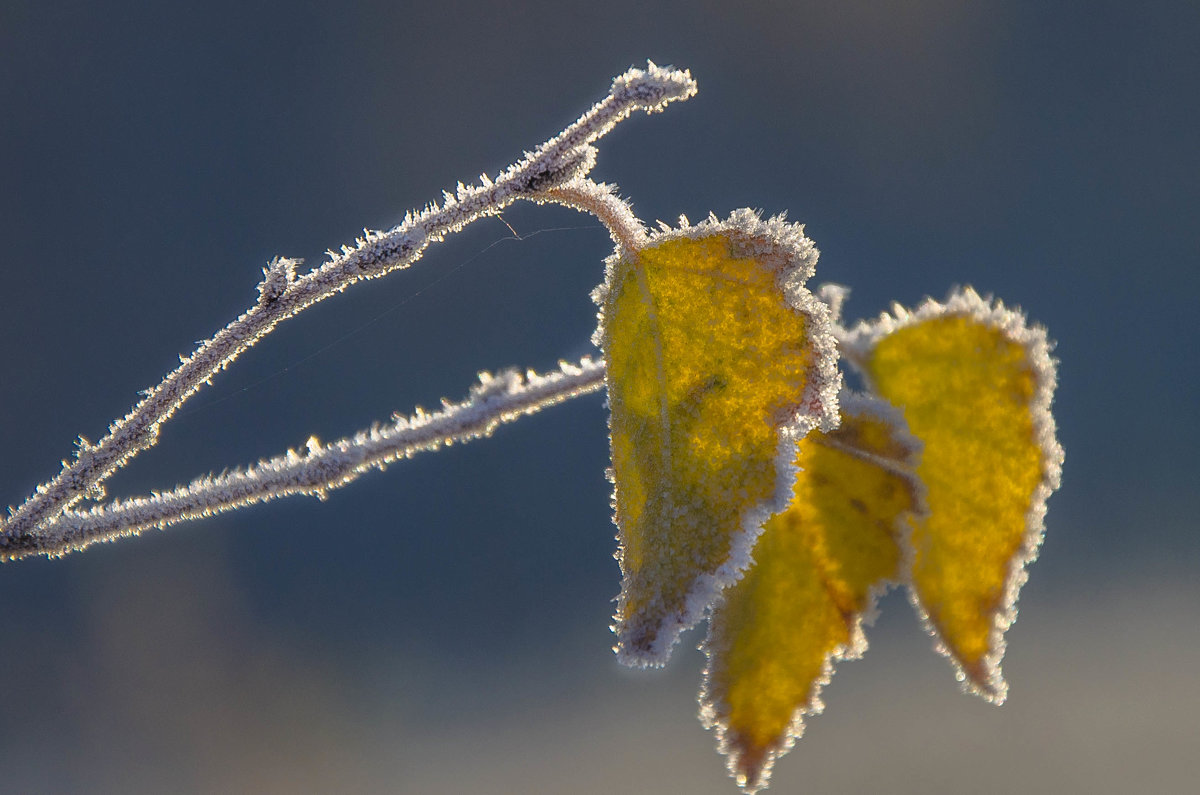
[3,359,606,560]
[543,179,648,253]
[2,62,695,547]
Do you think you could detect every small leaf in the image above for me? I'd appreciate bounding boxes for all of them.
[596,210,840,665]
[843,287,1063,701]
[700,393,924,793]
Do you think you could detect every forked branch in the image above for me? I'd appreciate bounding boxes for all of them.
[2,62,694,554]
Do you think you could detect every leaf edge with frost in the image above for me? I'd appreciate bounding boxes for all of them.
[595,209,843,667]
[698,390,925,793]
[839,286,1064,702]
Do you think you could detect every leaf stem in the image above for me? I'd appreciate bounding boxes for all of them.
[542,179,647,253]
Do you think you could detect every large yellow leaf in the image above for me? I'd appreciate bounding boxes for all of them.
[595,210,840,665]
[842,287,1063,701]
[701,393,924,793]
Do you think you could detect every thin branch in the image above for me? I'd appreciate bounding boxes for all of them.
[2,62,694,545]
[4,359,607,560]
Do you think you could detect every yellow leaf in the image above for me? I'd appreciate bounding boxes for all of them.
[596,210,840,665]
[700,393,924,793]
[843,287,1063,701]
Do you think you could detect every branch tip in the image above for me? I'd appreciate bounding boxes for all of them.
[611,61,698,113]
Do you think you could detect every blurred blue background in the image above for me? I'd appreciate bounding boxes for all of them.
[2,1,1197,792]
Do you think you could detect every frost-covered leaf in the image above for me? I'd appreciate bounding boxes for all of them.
[842,287,1063,701]
[701,393,924,793]
[595,210,840,665]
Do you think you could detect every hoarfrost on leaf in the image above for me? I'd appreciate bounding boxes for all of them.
[839,286,1063,701]
[596,210,840,666]
[701,392,924,793]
